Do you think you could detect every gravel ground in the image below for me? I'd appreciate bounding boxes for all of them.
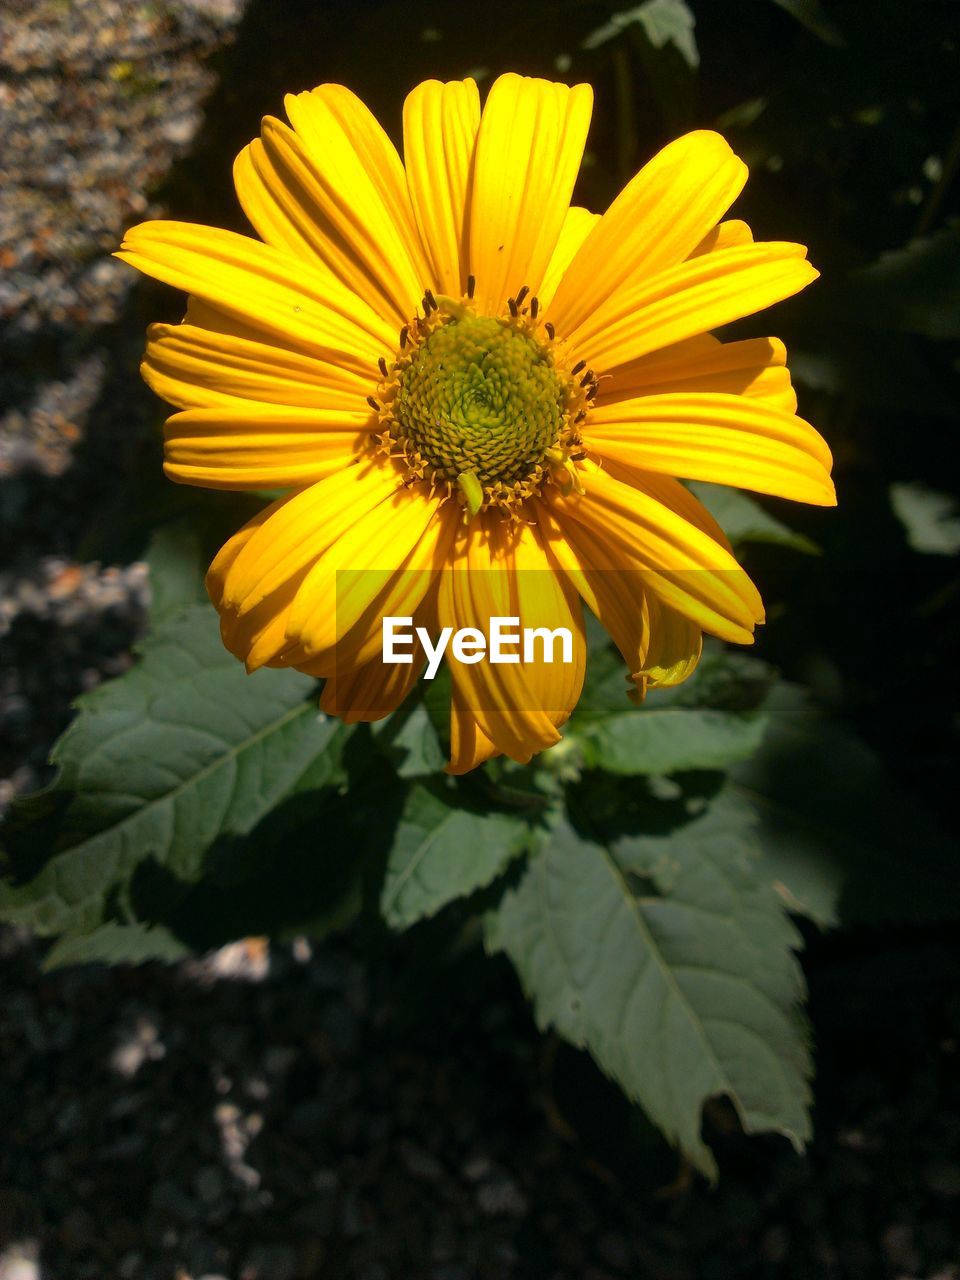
[0,0,242,346]
[1,0,244,806]
[2,925,960,1279]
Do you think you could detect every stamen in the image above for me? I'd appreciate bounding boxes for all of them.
[366,396,381,411]
[515,285,529,307]
[530,297,539,319]
[571,359,586,376]
[466,274,476,299]
[544,322,555,341]
[507,297,519,318]
[378,357,389,378]
[399,325,409,349]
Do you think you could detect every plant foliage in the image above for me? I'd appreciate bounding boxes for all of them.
[3,0,958,1181]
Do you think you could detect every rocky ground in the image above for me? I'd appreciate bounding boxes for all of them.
[1,0,244,806]
[2,922,960,1280]
[2,1,960,1277]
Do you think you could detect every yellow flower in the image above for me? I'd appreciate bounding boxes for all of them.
[117,74,834,773]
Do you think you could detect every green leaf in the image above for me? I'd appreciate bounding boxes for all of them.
[730,684,958,926]
[577,706,768,775]
[890,483,960,556]
[688,482,819,554]
[572,641,773,773]
[0,604,345,938]
[582,0,698,67]
[145,521,209,623]
[844,226,960,340]
[375,702,447,778]
[380,783,531,929]
[143,497,269,625]
[768,0,844,46]
[42,922,188,971]
[486,805,811,1178]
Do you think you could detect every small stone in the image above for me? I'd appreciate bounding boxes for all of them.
[461,1154,492,1182]
[881,1223,920,1273]
[399,1141,444,1182]
[476,1172,528,1218]
[241,1244,296,1280]
[0,1243,40,1280]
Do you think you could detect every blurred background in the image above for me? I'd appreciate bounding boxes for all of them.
[1,1,959,1277]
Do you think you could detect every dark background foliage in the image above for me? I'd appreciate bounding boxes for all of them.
[1,0,959,1276]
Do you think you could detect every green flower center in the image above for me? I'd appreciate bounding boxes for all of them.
[392,315,565,491]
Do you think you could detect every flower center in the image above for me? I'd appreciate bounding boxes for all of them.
[396,314,562,489]
[371,291,592,520]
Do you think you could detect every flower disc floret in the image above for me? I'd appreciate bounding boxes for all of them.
[375,303,587,518]
[395,315,563,489]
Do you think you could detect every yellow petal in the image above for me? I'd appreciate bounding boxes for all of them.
[589,391,836,505]
[317,603,432,724]
[637,594,702,690]
[319,655,420,723]
[143,321,370,411]
[448,683,500,775]
[287,495,458,667]
[537,205,599,312]
[206,501,276,609]
[537,503,701,692]
[511,520,586,726]
[606,467,735,553]
[635,609,703,689]
[598,334,797,414]
[116,221,394,373]
[219,567,309,673]
[468,74,593,316]
[537,501,648,673]
[567,241,818,372]
[242,84,435,325]
[548,132,747,335]
[546,461,763,643]
[689,218,753,257]
[219,459,400,616]
[437,519,562,762]
[206,496,311,672]
[403,78,481,298]
[163,405,373,490]
[235,119,418,328]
